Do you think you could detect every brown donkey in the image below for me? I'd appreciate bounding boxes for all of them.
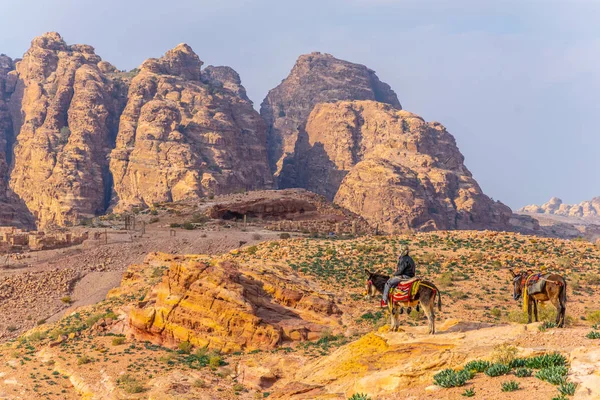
[364,270,442,334]
[509,269,567,327]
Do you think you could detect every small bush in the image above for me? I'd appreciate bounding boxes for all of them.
[558,381,577,396]
[348,394,371,400]
[586,310,600,325]
[233,383,244,392]
[586,330,600,339]
[485,363,510,377]
[535,366,568,385]
[117,374,144,394]
[178,341,193,354]
[112,336,126,346]
[6,325,17,332]
[491,343,518,365]
[539,321,557,331]
[464,360,490,373]
[525,353,566,369]
[433,369,473,388]
[182,222,195,230]
[439,272,454,288]
[77,355,91,365]
[461,388,475,397]
[514,367,532,377]
[170,223,181,228]
[193,379,206,388]
[61,296,72,304]
[501,380,520,392]
[209,355,223,369]
[279,232,291,239]
[246,245,258,255]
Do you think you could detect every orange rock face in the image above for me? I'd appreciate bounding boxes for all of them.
[292,101,511,232]
[260,52,400,182]
[7,32,123,227]
[128,253,341,353]
[110,44,272,211]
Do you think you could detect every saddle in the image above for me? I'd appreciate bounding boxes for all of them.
[526,273,547,295]
[390,278,420,304]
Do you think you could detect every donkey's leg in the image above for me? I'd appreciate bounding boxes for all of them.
[551,297,564,327]
[421,299,435,334]
[533,300,539,322]
[527,298,533,323]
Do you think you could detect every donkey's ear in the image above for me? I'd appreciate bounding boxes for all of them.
[364,269,371,276]
[508,268,516,277]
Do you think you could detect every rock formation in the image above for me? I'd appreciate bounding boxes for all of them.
[520,197,600,218]
[260,52,400,182]
[128,253,341,353]
[7,32,123,227]
[110,44,272,211]
[289,101,511,232]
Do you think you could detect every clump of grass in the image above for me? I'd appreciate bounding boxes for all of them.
[111,336,126,346]
[279,232,291,239]
[585,310,600,324]
[525,353,566,369]
[117,374,144,394]
[514,367,532,377]
[539,321,557,331]
[209,355,224,369]
[461,388,475,397]
[61,296,72,304]
[485,363,511,377]
[464,360,490,373]
[348,394,371,400]
[433,369,474,388]
[535,366,568,385]
[491,343,518,365]
[501,380,520,392]
[77,355,91,365]
[558,381,577,396]
[586,330,600,339]
[178,341,193,354]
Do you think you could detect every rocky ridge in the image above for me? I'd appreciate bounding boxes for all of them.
[520,197,600,218]
[290,101,511,232]
[260,52,401,182]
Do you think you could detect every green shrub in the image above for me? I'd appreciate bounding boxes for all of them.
[535,366,568,385]
[61,296,72,304]
[348,394,371,400]
[117,374,144,394]
[209,355,223,369]
[279,232,291,239]
[461,388,475,397]
[525,353,566,369]
[558,381,577,396]
[77,355,91,365]
[182,222,195,230]
[112,336,126,346]
[178,341,193,354]
[485,363,510,377]
[585,310,600,324]
[586,330,600,339]
[491,344,518,365]
[464,360,490,373]
[433,369,473,388]
[514,367,532,377]
[501,380,520,392]
[539,321,557,331]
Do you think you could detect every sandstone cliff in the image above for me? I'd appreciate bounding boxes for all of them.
[520,196,600,218]
[7,32,123,227]
[260,52,400,182]
[291,101,511,232]
[110,44,272,211]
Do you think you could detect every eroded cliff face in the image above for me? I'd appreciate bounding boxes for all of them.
[0,55,35,229]
[110,44,272,211]
[260,52,400,183]
[292,101,511,232]
[7,32,123,227]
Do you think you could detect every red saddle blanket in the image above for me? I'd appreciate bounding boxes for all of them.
[390,278,420,303]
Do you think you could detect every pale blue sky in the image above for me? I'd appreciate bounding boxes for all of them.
[1,0,598,209]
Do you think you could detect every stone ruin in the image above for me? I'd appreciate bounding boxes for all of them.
[0,227,88,251]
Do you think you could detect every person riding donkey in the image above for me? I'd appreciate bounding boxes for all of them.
[381,244,416,307]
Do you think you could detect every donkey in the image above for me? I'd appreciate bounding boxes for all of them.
[509,269,567,327]
[364,269,442,334]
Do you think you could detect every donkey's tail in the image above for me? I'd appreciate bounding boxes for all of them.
[437,288,442,311]
[560,279,567,308]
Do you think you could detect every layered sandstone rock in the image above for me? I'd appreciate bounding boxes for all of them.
[110,44,272,211]
[7,32,123,227]
[290,101,511,232]
[260,52,400,182]
[520,197,600,218]
[128,253,341,353]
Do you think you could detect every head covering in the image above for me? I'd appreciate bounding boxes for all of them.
[399,244,409,257]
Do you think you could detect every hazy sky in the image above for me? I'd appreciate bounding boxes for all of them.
[1,0,598,209]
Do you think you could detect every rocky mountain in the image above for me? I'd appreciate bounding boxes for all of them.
[260,52,401,183]
[290,101,511,232]
[0,33,511,233]
[109,44,272,211]
[520,197,600,218]
[0,33,271,227]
